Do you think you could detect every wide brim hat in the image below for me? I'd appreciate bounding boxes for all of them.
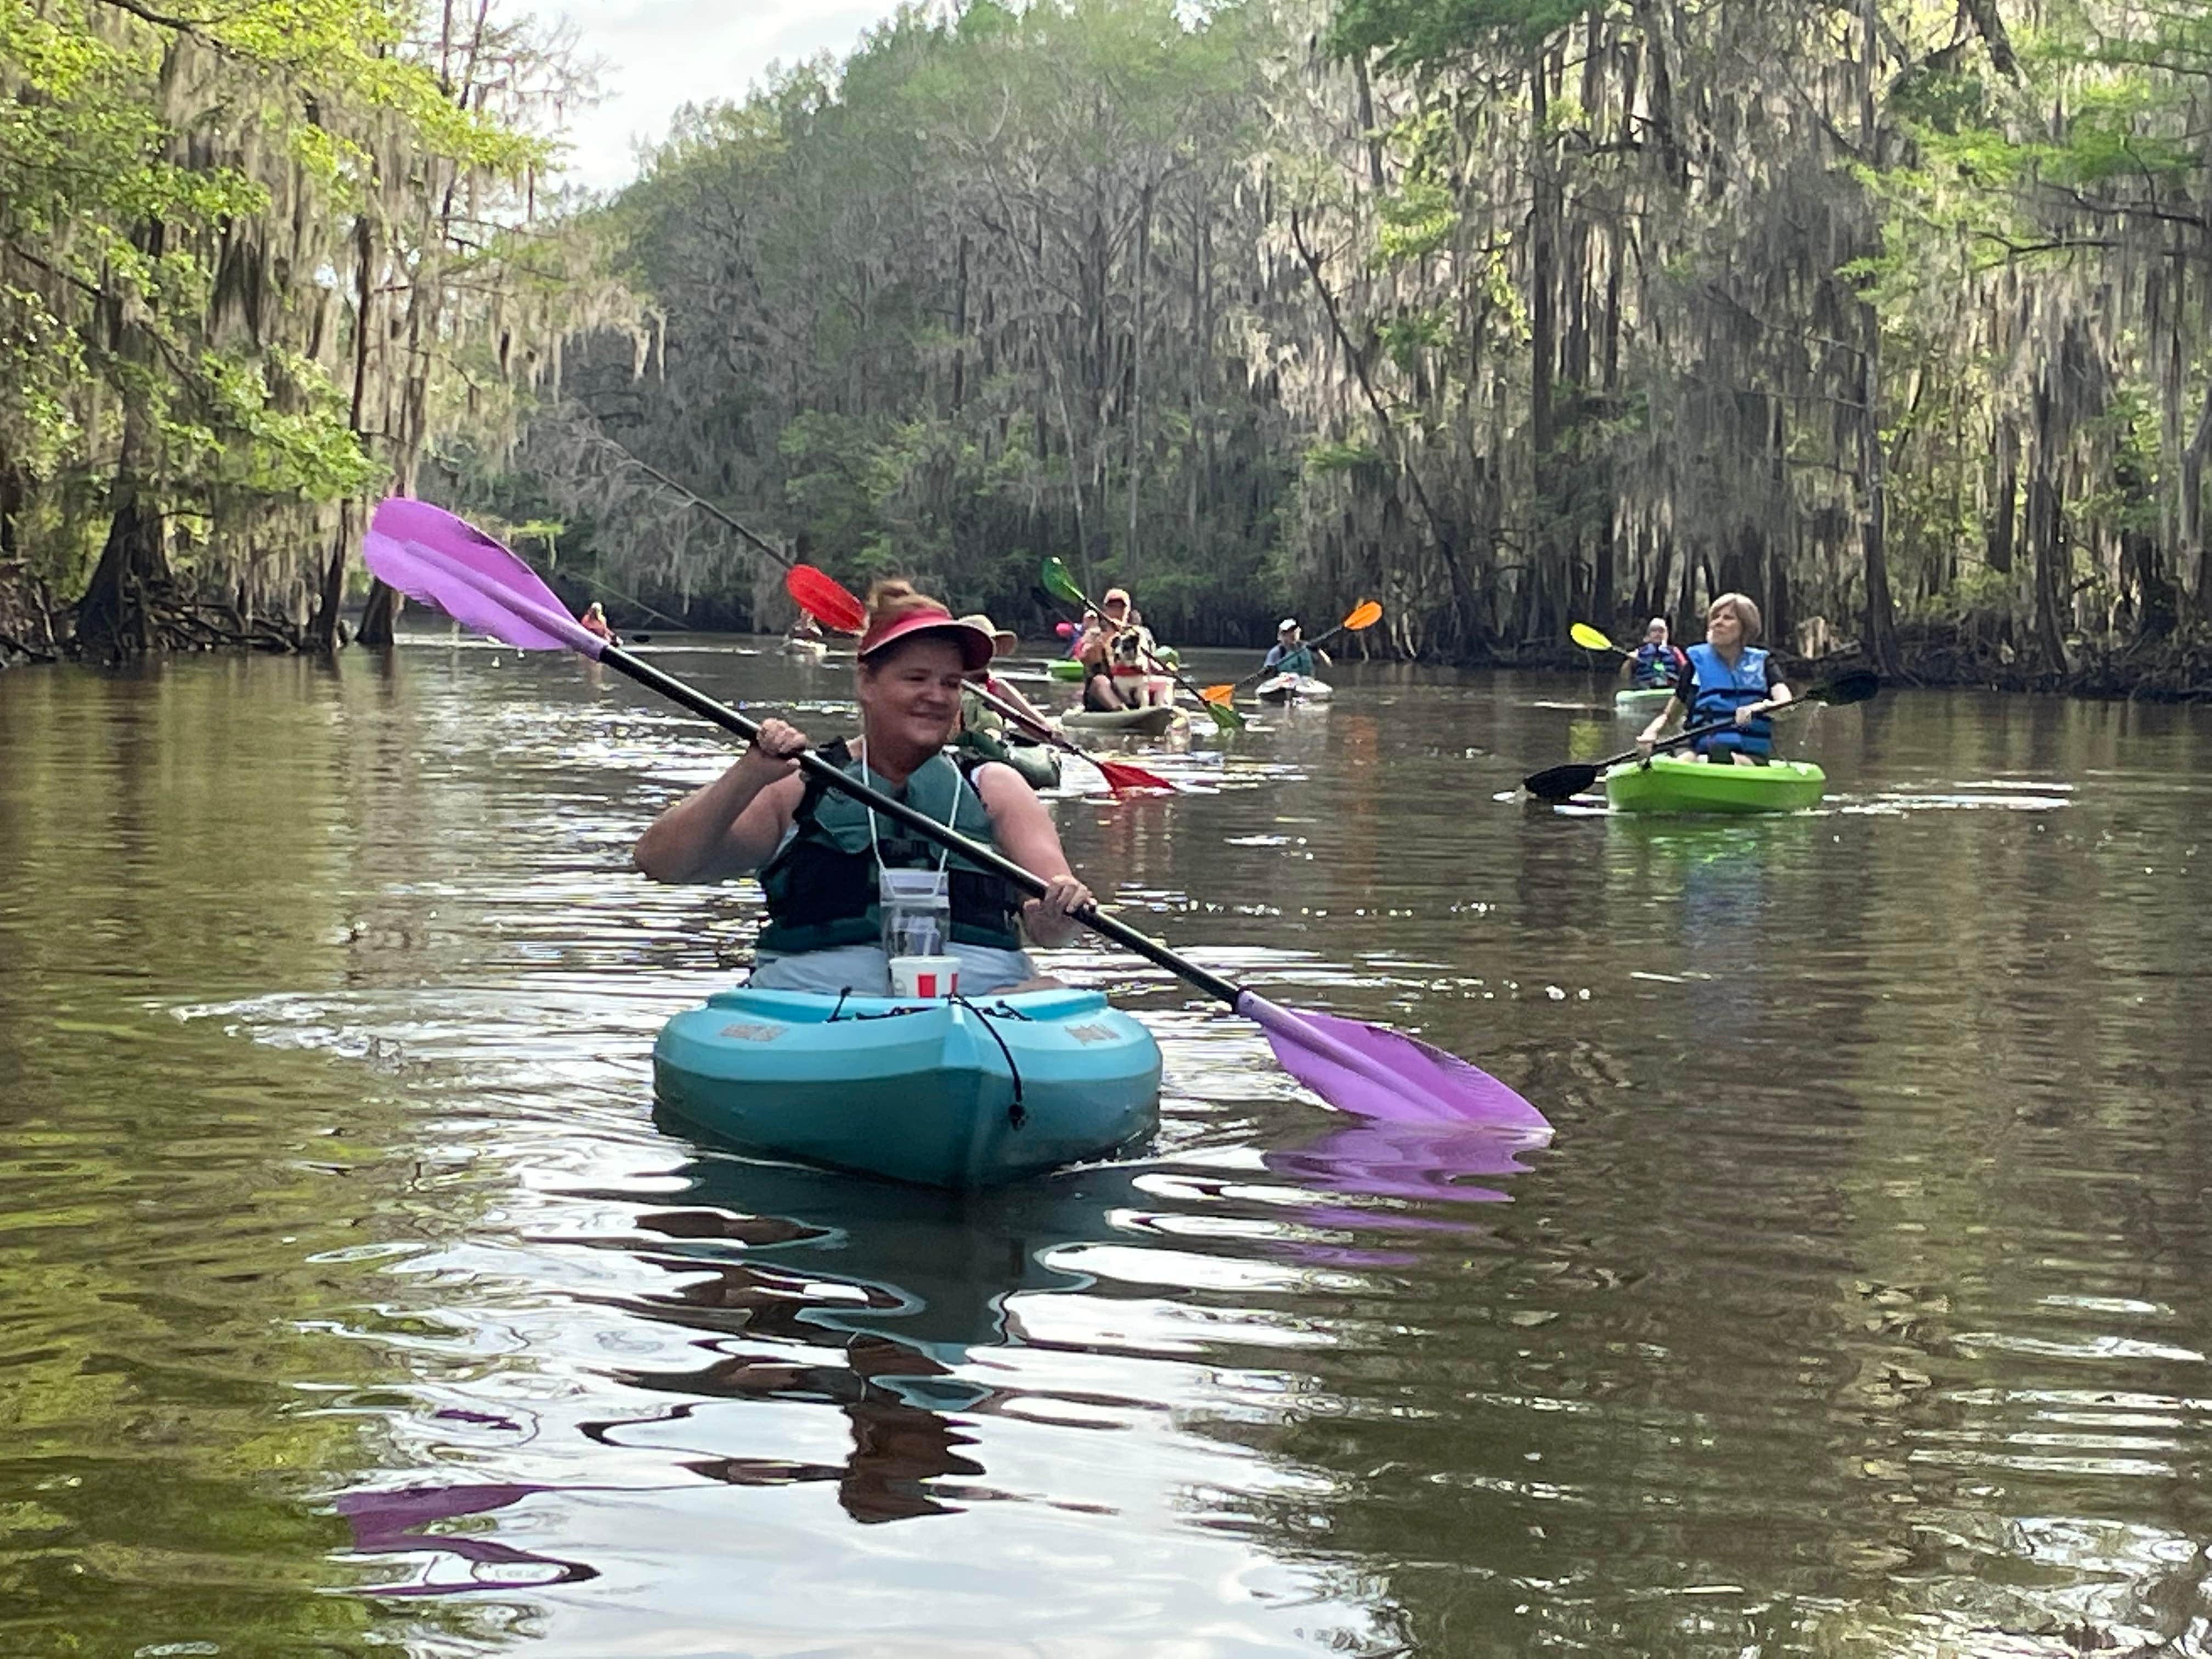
[956,612,1019,659]
[857,605,996,672]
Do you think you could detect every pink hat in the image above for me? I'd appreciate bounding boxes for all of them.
[857,604,996,671]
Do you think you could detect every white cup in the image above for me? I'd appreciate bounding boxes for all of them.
[888,954,961,998]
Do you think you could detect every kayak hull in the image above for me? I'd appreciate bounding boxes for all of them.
[1613,686,1674,715]
[1001,740,1062,791]
[1062,704,1180,737]
[1604,754,1827,815]
[1046,658,1085,681]
[1256,674,1332,704]
[780,639,829,662]
[654,986,1162,1188]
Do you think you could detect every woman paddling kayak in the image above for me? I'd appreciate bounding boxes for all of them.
[1620,616,1685,690]
[1635,592,1794,765]
[634,581,1092,995]
[1261,616,1331,680]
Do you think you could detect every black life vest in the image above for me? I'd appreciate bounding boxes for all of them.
[757,741,1023,954]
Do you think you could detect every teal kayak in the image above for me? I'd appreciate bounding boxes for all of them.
[653,985,1162,1187]
[1605,754,1826,815]
[1614,686,1674,715]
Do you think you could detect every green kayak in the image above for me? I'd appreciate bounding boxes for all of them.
[1000,738,1062,791]
[1046,657,1085,681]
[1614,686,1674,716]
[1605,754,1826,815]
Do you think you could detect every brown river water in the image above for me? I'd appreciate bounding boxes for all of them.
[2,636,2209,1656]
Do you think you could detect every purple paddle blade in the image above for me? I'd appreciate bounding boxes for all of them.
[1234,991,1550,1133]
[1268,1119,1540,1205]
[363,498,602,658]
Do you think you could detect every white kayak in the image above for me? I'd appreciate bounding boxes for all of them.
[780,637,829,662]
[1255,673,1333,704]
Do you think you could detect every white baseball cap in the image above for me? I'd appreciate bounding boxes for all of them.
[1278,617,1299,631]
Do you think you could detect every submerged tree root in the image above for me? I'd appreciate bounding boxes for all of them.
[64,573,317,664]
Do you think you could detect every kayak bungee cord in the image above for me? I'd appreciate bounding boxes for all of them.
[362,497,1548,1137]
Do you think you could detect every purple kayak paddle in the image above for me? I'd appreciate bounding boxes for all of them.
[362,499,1550,1137]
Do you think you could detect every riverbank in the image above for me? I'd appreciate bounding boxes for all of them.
[8,565,2210,700]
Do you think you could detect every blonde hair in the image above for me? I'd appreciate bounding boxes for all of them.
[1708,591,1763,644]
[864,577,939,628]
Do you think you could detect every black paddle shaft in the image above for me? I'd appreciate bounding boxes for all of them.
[604,644,1245,1006]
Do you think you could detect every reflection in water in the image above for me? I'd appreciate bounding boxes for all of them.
[4,645,2212,1653]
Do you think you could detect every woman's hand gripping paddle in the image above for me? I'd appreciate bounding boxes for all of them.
[1041,557,1245,732]
[1521,668,1880,802]
[1201,600,1384,706]
[782,565,1177,797]
[364,498,1548,1138]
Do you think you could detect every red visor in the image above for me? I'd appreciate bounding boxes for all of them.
[857,605,996,671]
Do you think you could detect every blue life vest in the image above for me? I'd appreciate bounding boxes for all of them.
[1686,642,1772,758]
[1630,642,1682,689]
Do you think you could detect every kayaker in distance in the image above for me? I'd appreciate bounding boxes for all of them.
[953,612,1055,745]
[633,581,1092,995]
[1621,617,1685,689]
[786,612,825,643]
[1635,592,1793,765]
[578,601,618,645]
[1077,588,1169,711]
[1262,617,1330,680]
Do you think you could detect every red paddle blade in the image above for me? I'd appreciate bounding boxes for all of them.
[786,565,867,634]
[363,499,602,658]
[1092,756,1177,795]
[1234,992,1550,1135]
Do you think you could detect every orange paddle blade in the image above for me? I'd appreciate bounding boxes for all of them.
[1200,683,1235,704]
[787,565,867,634]
[1344,599,1383,630]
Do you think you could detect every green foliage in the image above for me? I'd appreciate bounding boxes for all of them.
[1304,439,1387,477]
[1329,0,1590,66]
[0,0,589,624]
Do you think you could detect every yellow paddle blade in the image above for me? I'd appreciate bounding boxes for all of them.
[1344,599,1384,631]
[1200,684,1235,704]
[1570,622,1615,652]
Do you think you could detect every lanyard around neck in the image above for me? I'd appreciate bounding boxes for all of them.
[855,741,963,876]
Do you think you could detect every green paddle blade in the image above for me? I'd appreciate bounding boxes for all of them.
[1570,622,1615,652]
[1041,557,1085,608]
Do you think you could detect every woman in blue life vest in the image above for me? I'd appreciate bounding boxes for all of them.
[1635,591,1794,764]
[633,580,1092,995]
[1620,617,1685,689]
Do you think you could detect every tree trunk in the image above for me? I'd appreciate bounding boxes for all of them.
[76,476,170,661]
[1126,182,1151,589]
[2029,369,2070,673]
[1528,53,1561,644]
[358,577,403,646]
[1858,304,1901,674]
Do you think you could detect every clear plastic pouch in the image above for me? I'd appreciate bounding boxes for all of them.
[879,866,951,959]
